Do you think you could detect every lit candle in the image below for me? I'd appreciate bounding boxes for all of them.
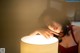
[21,33,58,53]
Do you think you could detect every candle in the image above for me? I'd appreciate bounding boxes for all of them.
[21,34,58,53]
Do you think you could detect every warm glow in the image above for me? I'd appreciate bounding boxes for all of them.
[21,32,58,53]
[21,35,58,45]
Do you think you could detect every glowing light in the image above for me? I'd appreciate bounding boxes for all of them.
[21,35,58,45]
[21,32,58,53]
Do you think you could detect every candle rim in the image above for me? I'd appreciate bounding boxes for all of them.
[21,35,58,45]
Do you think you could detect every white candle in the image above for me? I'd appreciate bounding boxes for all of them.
[21,34,58,53]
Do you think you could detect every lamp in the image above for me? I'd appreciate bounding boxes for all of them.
[21,32,58,53]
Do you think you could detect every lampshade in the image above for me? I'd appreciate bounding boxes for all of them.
[21,34,58,53]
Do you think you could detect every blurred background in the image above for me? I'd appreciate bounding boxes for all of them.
[0,0,80,53]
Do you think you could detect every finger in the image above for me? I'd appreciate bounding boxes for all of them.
[41,32,50,39]
[50,31,59,35]
[44,34,50,39]
[43,32,53,38]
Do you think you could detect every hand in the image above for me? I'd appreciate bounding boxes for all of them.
[29,28,53,38]
[38,28,53,38]
[29,28,60,38]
